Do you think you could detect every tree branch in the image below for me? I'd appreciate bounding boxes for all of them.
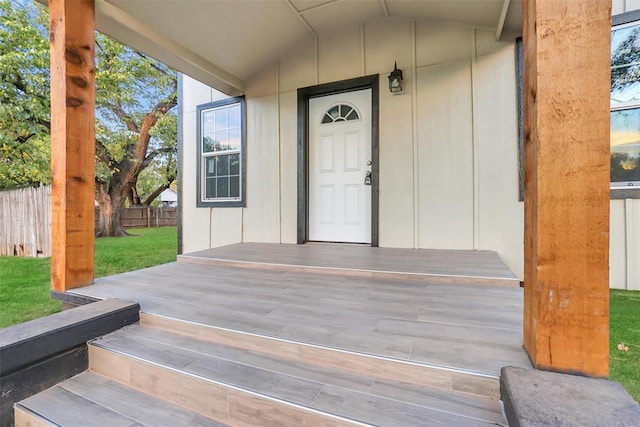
[95,138,113,165]
[134,51,173,76]
[16,133,36,144]
[143,146,175,168]
[108,103,139,133]
[141,181,173,206]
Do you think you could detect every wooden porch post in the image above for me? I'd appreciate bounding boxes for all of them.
[523,0,611,377]
[49,0,96,292]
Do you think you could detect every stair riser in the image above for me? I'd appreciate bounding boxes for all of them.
[177,255,520,287]
[88,346,365,427]
[141,313,500,399]
[14,407,51,427]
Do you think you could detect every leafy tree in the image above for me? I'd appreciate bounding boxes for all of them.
[94,35,177,236]
[131,113,177,207]
[0,0,51,188]
[0,0,177,236]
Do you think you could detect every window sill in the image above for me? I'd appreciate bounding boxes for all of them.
[611,188,640,199]
[196,200,245,208]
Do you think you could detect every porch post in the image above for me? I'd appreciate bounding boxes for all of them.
[523,0,611,377]
[49,0,96,292]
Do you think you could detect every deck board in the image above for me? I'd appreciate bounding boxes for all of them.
[16,372,225,427]
[71,254,530,377]
[180,242,518,284]
[91,325,507,426]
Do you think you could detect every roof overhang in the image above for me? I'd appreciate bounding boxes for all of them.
[40,0,523,95]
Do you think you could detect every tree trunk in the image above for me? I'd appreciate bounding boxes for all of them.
[129,186,141,206]
[95,184,129,237]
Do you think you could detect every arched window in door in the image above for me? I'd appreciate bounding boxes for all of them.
[321,103,360,124]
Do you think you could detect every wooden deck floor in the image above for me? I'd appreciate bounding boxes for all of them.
[70,244,530,378]
[179,243,519,285]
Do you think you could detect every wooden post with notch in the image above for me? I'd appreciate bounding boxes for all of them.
[49,0,96,292]
[523,0,611,377]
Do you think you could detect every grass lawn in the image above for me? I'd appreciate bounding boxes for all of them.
[0,226,177,328]
[93,226,177,278]
[0,256,59,328]
[609,289,640,402]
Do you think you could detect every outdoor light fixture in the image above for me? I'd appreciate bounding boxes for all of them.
[388,62,403,93]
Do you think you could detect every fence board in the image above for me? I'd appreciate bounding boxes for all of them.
[1,186,176,258]
[0,186,51,257]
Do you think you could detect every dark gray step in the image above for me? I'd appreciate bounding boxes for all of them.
[15,371,226,427]
[90,325,507,427]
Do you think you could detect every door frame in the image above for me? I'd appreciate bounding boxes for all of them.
[297,75,379,246]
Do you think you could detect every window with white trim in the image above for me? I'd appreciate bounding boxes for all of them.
[611,19,640,188]
[196,97,246,207]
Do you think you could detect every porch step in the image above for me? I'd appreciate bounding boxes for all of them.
[86,324,507,426]
[14,371,226,426]
[177,243,520,287]
[141,312,502,399]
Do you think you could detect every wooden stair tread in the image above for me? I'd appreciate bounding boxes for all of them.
[91,325,507,426]
[15,372,226,427]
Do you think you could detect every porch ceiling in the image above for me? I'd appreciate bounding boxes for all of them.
[84,0,522,96]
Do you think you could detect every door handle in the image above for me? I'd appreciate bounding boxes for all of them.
[364,171,372,186]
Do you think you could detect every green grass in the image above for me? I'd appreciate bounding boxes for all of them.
[0,256,58,328]
[94,226,177,278]
[0,226,177,328]
[609,289,640,402]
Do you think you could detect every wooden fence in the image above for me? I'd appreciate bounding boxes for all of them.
[1,185,177,257]
[111,206,177,228]
[0,186,51,257]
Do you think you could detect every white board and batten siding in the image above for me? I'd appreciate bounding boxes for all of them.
[182,8,640,289]
[181,19,526,281]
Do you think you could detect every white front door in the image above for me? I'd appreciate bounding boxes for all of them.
[308,89,372,243]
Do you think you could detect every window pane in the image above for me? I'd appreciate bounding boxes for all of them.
[217,154,229,176]
[229,153,240,175]
[202,111,215,134]
[217,176,229,198]
[206,157,216,176]
[205,177,216,199]
[611,108,640,184]
[612,23,640,108]
[228,104,241,128]
[214,108,228,129]
[214,130,229,151]
[203,135,216,153]
[230,176,240,198]
[228,127,241,150]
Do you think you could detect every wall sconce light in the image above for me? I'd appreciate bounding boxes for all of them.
[388,62,403,93]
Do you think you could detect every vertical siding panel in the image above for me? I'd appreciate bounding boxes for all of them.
[472,30,523,279]
[242,94,280,243]
[363,20,414,248]
[610,200,627,289]
[318,26,362,84]
[416,59,474,249]
[278,90,299,244]
[180,77,217,254]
